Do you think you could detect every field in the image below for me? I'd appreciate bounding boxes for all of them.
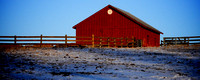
[0,46,200,80]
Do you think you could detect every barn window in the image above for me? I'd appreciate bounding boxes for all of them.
[107,9,113,15]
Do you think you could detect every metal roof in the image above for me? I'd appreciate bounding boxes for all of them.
[108,5,163,34]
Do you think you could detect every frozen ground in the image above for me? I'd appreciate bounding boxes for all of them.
[0,46,200,80]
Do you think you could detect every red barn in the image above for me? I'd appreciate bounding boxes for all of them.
[72,5,163,47]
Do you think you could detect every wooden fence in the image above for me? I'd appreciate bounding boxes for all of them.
[161,36,200,46]
[0,34,142,48]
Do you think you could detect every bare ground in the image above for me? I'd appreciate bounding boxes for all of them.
[0,46,200,80]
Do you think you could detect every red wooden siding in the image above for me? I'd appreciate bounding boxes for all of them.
[73,5,162,47]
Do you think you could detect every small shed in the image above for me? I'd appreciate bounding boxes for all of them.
[73,5,163,47]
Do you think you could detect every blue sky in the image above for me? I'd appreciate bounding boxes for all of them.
[0,0,200,40]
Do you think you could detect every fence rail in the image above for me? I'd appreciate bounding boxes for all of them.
[161,36,200,46]
[0,34,142,48]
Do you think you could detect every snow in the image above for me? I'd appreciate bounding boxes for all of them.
[0,46,200,80]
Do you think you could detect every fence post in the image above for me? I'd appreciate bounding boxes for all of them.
[14,35,17,45]
[184,38,186,44]
[108,38,110,48]
[163,38,165,46]
[132,36,134,48]
[187,38,189,46]
[114,38,116,47]
[126,37,128,48]
[65,34,68,47]
[40,34,42,47]
[175,37,177,45]
[121,37,123,48]
[92,34,94,48]
[100,38,102,48]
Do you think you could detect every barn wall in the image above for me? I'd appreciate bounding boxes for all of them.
[75,6,160,47]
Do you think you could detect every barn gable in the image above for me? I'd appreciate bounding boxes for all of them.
[73,5,163,34]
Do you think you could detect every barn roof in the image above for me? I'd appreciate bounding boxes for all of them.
[73,5,163,34]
